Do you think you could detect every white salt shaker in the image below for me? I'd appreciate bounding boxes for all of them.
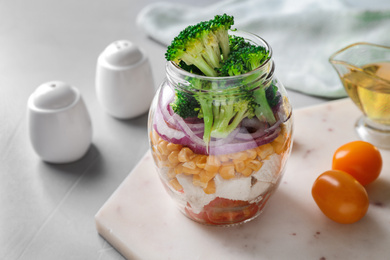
[27,81,92,163]
[95,40,155,119]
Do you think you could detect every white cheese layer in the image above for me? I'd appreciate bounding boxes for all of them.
[176,174,216,214]
[176,153,282,214]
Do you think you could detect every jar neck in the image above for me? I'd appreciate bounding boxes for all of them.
[165,31,275,95]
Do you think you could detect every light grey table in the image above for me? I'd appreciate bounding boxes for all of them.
[0,0,328,259]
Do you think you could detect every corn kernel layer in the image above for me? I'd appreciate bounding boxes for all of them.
[150,123,290,194]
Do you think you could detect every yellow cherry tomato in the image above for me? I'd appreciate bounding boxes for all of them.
[332,141,382,186]
[312,170,369,224]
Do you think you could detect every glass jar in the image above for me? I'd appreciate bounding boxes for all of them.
[148,31,293,226]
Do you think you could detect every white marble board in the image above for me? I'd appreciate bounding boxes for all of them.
[95,98,390,260]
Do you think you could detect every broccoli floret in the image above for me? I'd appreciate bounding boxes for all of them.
[166,14,234,146]
[178,61,204,75]
[165,14,234,77]
[196,91,214,145]
[211,89,257,138]
[219,36,269,76]
[265,82,281,108]
[229,34,252,52]
[170,91,200,119]
[218,36,277,125]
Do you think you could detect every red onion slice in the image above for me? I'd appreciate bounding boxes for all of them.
[153,103,188,144]
[236,118,268,141]
[157,91,239,146]
[167,104,204,134]
[153,88,285,155]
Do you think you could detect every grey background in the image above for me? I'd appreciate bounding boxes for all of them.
[0,0,328,259]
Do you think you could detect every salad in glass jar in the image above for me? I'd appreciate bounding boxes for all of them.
[148,14,293,226]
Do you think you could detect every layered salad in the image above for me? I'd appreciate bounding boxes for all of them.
[149,14,293,225]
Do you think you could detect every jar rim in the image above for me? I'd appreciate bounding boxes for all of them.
[166,30,272,81]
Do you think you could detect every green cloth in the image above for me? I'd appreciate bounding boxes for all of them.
[137,0,390,98]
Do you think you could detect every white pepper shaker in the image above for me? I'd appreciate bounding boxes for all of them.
[27,81,92,163]
[95,40,155,119]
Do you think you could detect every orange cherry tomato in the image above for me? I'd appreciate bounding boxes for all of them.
[332,141,382,186]
[312,170,369,224]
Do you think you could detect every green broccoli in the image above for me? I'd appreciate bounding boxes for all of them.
[170,90,200,119]
[218,35,277,125]
[210,88,257,138]
[228,34,252,53]
[165,14,234,77]
[219,35,270,76]
[177,61,203,75]
[196,90,214,145]
[265,81,281,108]
[166,14,234,146]
[165,15,280,149]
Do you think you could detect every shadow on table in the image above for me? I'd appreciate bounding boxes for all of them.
[366,178,390,208]
[37,144,102,178]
